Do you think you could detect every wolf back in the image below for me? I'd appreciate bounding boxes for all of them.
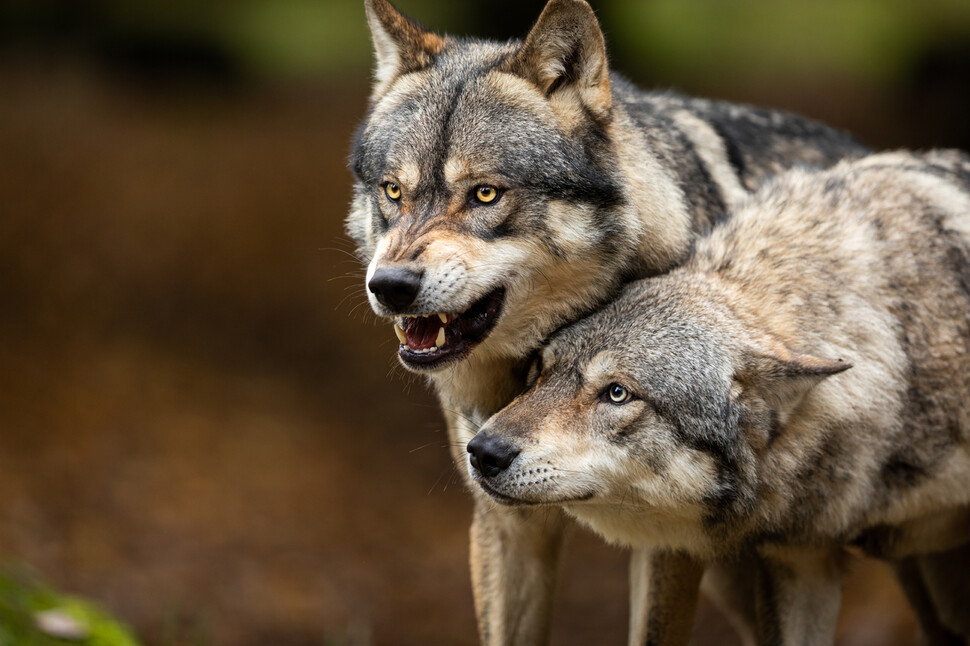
[470,150,970,640]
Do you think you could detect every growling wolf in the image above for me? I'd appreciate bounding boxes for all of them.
[470,151,970,645]
[347,0,865,642]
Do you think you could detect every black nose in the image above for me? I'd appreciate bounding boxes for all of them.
[467,433,520,478]
[368,267,423,311]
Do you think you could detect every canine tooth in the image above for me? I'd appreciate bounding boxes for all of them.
[394,324,406,344]
[436,327,446,347]
[438,313,448,324]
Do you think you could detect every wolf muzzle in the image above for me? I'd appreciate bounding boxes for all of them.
[467,433,520,478]
[368,266,424,311]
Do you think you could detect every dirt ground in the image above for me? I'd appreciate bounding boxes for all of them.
[0,62,922,645]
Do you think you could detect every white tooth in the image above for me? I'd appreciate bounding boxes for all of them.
[429,346,437,352]
[436,327,446,348]
[394,324,406,344]
[438,313,448,324]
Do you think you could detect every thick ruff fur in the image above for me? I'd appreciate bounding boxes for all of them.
[347,0,866,643]
[473,151,970,645]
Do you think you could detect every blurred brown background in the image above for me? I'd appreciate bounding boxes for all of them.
[0,1,968,644]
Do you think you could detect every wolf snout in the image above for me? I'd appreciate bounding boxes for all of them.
[369,266,423,311]
[467,433,520,478]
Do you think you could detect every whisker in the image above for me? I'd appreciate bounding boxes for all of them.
[319,246,362,261]
[427,467,451,496]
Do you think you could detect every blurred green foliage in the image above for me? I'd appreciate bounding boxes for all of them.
[0,567,140,646]
[601,0,970,84]
[2,0,968,84]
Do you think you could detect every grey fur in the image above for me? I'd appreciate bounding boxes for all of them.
[348,1,868,644]
[473,151,970,644]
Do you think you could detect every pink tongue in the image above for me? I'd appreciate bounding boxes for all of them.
[404,317,444,350]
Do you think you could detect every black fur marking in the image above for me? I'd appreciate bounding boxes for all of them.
[881,450,928,490]
[470,204,529,242]
[699,102,868,191]
[822,175,847,202]
[370,194,390,236]
[944,240,970,301]
[484,213,516,240]
[437,77,471,185]
[766,409,781,448]
[350,119,368,180]
[408,241,429,261]
[760,430,855,538]
[713,122,749,185]
[657,392,748,526]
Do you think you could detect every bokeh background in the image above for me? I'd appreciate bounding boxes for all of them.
[1,1,968,644]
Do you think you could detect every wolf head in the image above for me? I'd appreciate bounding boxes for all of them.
[467,276,850,548]
[347,0,646,372]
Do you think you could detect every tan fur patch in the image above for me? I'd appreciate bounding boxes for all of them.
[544,201,598,252]
[396,161,421,193]
[367,70,433,126]
[673,110,748,207]
[585,350,621,387]
[610,106,693,272]
[443,157,471,185]
[541,345,557,373]
[548,86,588,132]
[485,72,550,117]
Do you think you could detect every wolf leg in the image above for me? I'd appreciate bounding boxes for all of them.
[916,544,970,640]
[469,497,568,646]
[893,556,966,646]
[628,548,704,646]
[701,556,759,646]
[754,545,845,646]
[629,548,650,646]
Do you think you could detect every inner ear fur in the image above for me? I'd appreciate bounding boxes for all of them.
[364,0,446,94]
[503,0,612,118]
[735,338,852,417]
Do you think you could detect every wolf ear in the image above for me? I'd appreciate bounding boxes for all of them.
[504,0,612,119]
[364,0,446,95]
[736,338,851,421]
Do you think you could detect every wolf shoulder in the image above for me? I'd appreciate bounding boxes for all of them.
[690,148,970,297]
[612,78,868,190]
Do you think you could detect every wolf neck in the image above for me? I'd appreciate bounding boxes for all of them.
[608,102,695,277]
[429,352,530,422]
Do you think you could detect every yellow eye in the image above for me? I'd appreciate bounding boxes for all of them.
[385,182,402,201]
[475,185,499,204]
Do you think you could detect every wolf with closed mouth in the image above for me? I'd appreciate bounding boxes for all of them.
[347,0,867,643]
[469,150,970,645]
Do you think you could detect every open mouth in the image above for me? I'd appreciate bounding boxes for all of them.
[393,286,506,370]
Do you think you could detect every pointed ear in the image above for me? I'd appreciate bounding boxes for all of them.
[736,338,851,420]
[503,0,612,119]
[364,0,446,95]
